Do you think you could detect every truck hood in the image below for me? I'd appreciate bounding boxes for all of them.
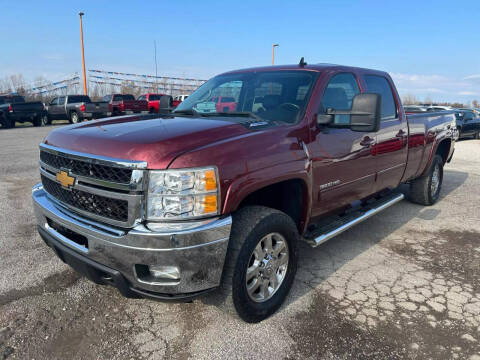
[44,115,252,169]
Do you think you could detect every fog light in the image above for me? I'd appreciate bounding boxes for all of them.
[135,264,180,285]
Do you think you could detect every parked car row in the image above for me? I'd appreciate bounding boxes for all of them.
[405,105,480,139]
[0,92,184,128]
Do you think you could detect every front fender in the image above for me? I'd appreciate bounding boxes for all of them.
[222,160,312,232]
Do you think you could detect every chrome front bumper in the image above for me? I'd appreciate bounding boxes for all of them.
[32,183,232,298]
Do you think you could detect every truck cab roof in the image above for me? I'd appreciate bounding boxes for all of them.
[220,63,390,78]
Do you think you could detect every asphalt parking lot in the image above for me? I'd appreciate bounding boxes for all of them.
[0,125,479,360]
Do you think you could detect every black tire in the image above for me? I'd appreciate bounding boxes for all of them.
[2,115,14,129]
[219,206,298,323]
[409,154,444,206]
[69,111,79,124]
[33,114,48,127]
[474,131,480,140]
[149,107,156,114]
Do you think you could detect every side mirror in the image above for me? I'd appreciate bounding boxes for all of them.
[317,93,382,132]
[349,93,382,132]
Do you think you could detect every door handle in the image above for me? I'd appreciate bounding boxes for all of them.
[396,129,406,138]
[360,136,375,147]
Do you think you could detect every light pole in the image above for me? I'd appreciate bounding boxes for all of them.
[272,44,279,65]
[79,12,87,95]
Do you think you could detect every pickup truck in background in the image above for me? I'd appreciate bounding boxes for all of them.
[172,94,189,107]
[33,63,456,323]
[46,95,110,124]
[138,93,173,113]
[102,94,148,115]
[0,95,47,128]
[454,109,480,139]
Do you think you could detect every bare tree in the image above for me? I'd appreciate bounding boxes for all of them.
[10,74,27,96]
[402,93,418,105]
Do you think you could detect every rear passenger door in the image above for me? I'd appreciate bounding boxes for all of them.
[310,72,377,217]
[57,96,66,119]
[363,75,408,192]
[48,97,61,119]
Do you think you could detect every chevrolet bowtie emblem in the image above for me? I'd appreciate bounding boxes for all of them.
[56,170,75,189]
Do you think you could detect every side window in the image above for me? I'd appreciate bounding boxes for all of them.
[50,98,59,105]
[102,95,111,102]
[322,73,360,124]
[364,75,397,120]
[58,96,66,105]
[138,95,145,101]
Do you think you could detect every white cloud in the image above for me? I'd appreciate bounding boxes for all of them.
[463,74,480,80]
[458,91,479,96]
[390,72,480,102]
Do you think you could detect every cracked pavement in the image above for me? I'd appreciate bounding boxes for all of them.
[0,125,479,359]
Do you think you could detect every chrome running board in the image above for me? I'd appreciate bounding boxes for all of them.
[305,192,405,247]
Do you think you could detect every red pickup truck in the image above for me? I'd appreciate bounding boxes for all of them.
[102,94,148,115]
[138,93,173,113]
[33,63,456,323]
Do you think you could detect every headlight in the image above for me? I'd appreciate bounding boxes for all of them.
[147,167,219,220]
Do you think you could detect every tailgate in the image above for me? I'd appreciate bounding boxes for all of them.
[13,102,43,114]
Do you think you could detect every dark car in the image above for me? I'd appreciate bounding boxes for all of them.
[46,95,110,124]
[0,95,47,128]
[454,109,480,139]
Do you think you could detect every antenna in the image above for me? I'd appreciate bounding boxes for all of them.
[299,57,307,67]
[154,40,158,93]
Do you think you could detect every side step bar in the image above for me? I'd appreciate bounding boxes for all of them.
[306,192,405,247]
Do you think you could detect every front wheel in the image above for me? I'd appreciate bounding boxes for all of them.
[220,206,298,323]
[409,154,444,205]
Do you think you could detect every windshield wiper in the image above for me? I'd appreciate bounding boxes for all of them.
[200,111,264,121]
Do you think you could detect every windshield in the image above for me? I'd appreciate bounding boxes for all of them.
[174,71,317,124]
[122,94,135,101]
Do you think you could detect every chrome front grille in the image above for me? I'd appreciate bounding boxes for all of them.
[39,143,147,228]
[40,150,133,184]
[41,175,129,222]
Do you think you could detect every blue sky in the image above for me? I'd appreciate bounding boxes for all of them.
[1,0,480,102]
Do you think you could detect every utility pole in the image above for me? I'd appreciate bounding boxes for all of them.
[79,12,87,95]
[154,40,158,93]
[272,44,279,65]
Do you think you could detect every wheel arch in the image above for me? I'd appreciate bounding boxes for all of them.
[225,175,311,234]
[421,137,452,177]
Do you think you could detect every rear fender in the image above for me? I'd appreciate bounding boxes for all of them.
[420,130,452,177]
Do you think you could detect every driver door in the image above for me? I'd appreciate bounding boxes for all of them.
[309,72,377,217]
[48,97,60,119]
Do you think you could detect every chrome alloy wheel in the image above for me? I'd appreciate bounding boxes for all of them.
[431,163,441,196]
[246,232,289,302]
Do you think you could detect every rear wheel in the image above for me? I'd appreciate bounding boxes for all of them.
[409,154,444,205]
[474,131,480,140]
[33,114,48,127]
[2,115,14,129]
[69,111,79,124]
[219,206,298,323]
